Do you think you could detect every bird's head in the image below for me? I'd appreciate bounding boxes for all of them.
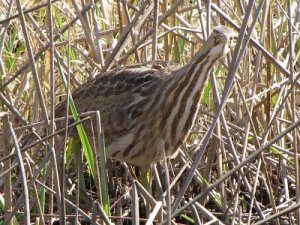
[206,26,237,58]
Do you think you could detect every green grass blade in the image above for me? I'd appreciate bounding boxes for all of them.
[97,130,111,216]
[56,59,95,178]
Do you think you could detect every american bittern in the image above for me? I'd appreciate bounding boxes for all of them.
[56,26,236,166]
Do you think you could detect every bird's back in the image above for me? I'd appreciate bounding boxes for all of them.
[56,62,179,165]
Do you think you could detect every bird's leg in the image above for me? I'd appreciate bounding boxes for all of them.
[72,138,87,192]
[71,138,93,206]
[138,164,152,219]
[139,164,152,193]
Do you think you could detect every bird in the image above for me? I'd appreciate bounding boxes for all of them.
[55,26,236,167]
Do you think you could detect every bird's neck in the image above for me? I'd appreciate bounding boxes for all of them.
[173,46,222,84]
[167,47,221,108]
[159,49,222,154]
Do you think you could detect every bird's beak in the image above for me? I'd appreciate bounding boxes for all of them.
[222,36,237,56]
[230,36,237,49]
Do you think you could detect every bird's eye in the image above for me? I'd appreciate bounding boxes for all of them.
[215,36,221,44]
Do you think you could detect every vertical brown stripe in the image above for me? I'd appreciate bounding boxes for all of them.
[173,89,202,150]
[170,58,210,143]
[159,56,209,131]
[122,141,136,157]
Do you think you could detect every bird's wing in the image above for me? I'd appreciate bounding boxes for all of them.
[55,63,177,144]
